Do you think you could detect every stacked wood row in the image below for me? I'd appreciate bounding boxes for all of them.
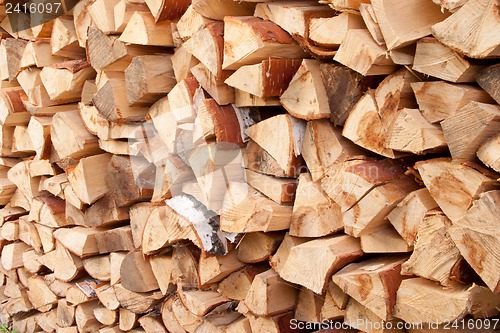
[0,0,498,332]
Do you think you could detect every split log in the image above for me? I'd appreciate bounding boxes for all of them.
[94,306,117,326]
[243,269,298,317]
[119,11,175,47]
[320,63,382,126]
[413,37,484,82]
[386,108,447,154]
[114,283,164,314]
[295,287,324,323]
[75,301,101,332]
[177,286,229,317]
[360,226,413,253]
[332,254,408,320]
[237,231,283,263]
[1,242,30,270]
[67,153,112,205]
[149,253,174,295]
[222,16,307,70]
[394,278,500,324]
[0,38,26,82]
[476,64,500,104]
[441,101,500,161]
[280,59,331,120]
[190,63,234,105]
[245,114,305,172]
[401,212,462,287]
[146,0,191,21]
[220,183,293,233]
[415,158,498,222]
[171,44,200,82]
[477,133,500,173]
[289,173,343,238]
[448,190,500,294]
[125,54,176,106]
[333,29,397,76]
[27,275,58,312]
[344,298,405,333]
[120,250,159,293]
[218,265,267,301]
[51,17,85,59]
[198,250,245,287]
[234,90,281,107]
[183,22,224,78]
[225,59,301,98]
[191,0,255,20]
[310,12,366,47]
[431,0,500,58]
[371,0,449,50]
[245,170,297,204]
[89,0,122,34]
[411,81,495,124]
[358,3,384,46]
[113,0,150,33]
[271,234,363,294]
[119,307,139,331]
[83,254,111,282]
[387,188,438,246]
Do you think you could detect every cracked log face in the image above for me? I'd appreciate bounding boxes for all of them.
[0,0,499,332]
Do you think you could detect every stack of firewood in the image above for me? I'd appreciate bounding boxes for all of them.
[0,0,498,332]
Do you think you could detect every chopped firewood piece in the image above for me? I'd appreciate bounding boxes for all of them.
[198,250,245,287]
[441,101,500,161]
[415,158,498,222]
[448,191,500,294]
[387,188,438,246]
[225,59,301,97]
[222,16,307,70]
[345,298,405,333]
[290,173,343,237]
[245,170,297,204]
[171,296,203,331]
[183,22,224,78]
[431,0,500,58]
[119,11,175,47]
[295,287,324,323]
[218,264,267,301]
[333,254,408,320]
[178,286,229,317]
[220,183,293,233]
[121,250,159,293]
[125,55,176,106]
[413,37,484,82]
[0,38,27,82]
[149,253,174,295]
[190,63,234,105]
[401,212,462,286]
[310,12,366,47]
[333,29,397,76]
[243,269,298,317]
[51,17,85,59]
[280,59,331,120]
[360,226,413,253]
[27,275,58,312]
[1,242,30,270]
[394,278,500,324]
[83,254,111,282]
[145,0,191,21]
[371,0,449,50]
[272,234,363,294]
[411,81,494,124]
[237,232,283,263]
[234,89,281,107]
[477,133,500,173]
[254,1,334,38]
[387,108,447,154]
[476,64,500,104]
[160,296,185,333]
[114,283,163,314]
[191,0,255,20]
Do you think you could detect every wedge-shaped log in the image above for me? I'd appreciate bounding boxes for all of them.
[415,158,498,222]
[146,0,191,21]
[441,101,500,161]
[448,191,500,294]
[191,0,255,20]
[114,283,163,314]
[183,22,224,78]
[121,250,159,293]
[119,11,175,47]
[476,64,500,104]
[290,173,343,238]
[431,0,500,58]
[225,59,301,97]
[244,269,298,317]
[271,234,363,294]
[222,16,307,70]
[477,133,500,173]
[412,81,494,124]
[413,37,484,82]
[280,59,331,120]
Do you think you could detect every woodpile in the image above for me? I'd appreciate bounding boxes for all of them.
[0,0,498,332]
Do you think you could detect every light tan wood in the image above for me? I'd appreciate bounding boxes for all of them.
[387,108,447,154]
[411,81,495,124]
[290,173,343,237]
[119,307,139,331]
[477,133,500,173]
[476,63,500,104]
[114,0,150,32]
[280,59,331,120]
[371,0,449,50]
[295,287,324,323]
[310,12,366,47]
[360,226,413,253]
[413,37,484,82]
[234,89,281,107]
[76,301,101,332]
[171,245,200,289]
[94,306,117,326]
[27,275,58,312]
[51,17,85,59]
[333,29,396,76]
[243,269,298,317]
[415,158,498,222]
[183,22,224,78]
[146,0,191,21]
[171,44,200,82]
[57,299,76,328]
[83,254,111,282]
[432,0,500,58]
[237,231,283,263]
[345,298,405,333]
[191,0,255,20]
[120,11,174,47]
[271,234,363,294]
[125,54,175,106]
[441,101,500,161]
[448,190,500,294]
[190,63,234,106]
[0,38,27,82]
[245,169,297,205]
[121,250,159,292]
[171,296,203,332]
[222,16,307,70]
[177,286,229,317]
[96,283,121,311]
[198,249,245,287]
[176,4,215,41]
[114,283,164,314]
